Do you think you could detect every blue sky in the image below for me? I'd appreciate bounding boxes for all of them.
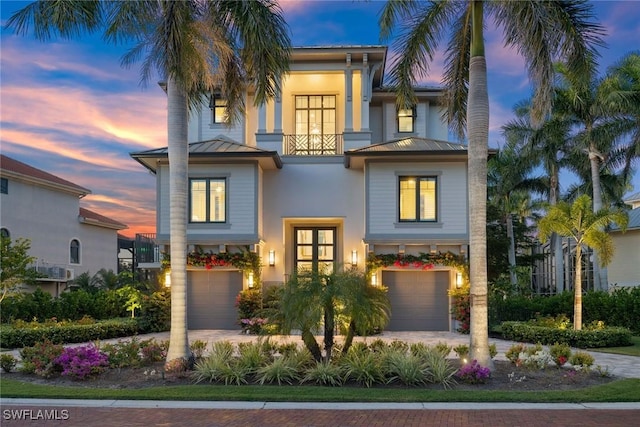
[1,0,639,237]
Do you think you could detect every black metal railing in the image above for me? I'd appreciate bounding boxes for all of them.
[284,134,343,155]
[135,233,160,264]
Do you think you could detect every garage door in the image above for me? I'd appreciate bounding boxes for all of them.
[188,271,243,329]
[383,271,449,331]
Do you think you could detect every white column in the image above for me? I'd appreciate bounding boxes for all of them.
[361,54,370,132]
[258,103,267,133]
[274,81,282,133]
[344,66,353,132]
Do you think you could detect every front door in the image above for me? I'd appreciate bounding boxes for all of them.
[294,227,336,274]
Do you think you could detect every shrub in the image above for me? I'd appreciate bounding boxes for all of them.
[433,341,452,358]
[549,342,572,367]
[302,361,344,386]
[386,352,427,386]
[256,357,300,385]
[140,339,167,365]
[55,345,109,380]
[237,340,269,373]
[192,352,232,384]
[1,354,17,373]
[489,343,498,359]
[422,350,457,389]
[569,351,595,369]
[450,284,470,333]
[342,347,383,388]
[190,340,208,359]
[453,344,469,360]
[505,343,526,365]
[456,360,491,384]
[100,338,142,368]
[19,340,64,378]
[137,291,171,333]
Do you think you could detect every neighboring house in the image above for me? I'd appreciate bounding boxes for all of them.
[131,45,477,331]
[608,192,640,288]
[0,154,127,296]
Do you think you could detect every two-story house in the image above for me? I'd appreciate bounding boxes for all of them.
[0,155,127,296]
[131,45,472,331]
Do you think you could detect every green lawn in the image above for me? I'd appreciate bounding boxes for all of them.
[2,377,639,403]
[590,336,640,357]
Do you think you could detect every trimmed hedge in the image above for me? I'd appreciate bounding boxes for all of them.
[500,321,633,348]
[0,319,138,349]
[490,287,640,334]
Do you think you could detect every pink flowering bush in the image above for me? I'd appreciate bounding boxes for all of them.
[456,360,491,384]
[240,317,268,334]
[55,345,109,380]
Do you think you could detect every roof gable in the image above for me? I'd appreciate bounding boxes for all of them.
[79,207,127,230]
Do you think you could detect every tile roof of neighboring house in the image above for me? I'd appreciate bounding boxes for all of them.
[0,154,90,197]
[79,207,127,230]
[611,207,640,232]
[344,137,495,168]
[130,136,283,172]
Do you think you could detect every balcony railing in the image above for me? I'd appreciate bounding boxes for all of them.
[284,134,343,155]
[135,233,160,264]
[29,261,69,281]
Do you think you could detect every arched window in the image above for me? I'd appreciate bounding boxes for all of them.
[70,239,80,264]
[0,228,9,239]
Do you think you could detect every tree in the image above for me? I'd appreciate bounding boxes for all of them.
[379,0,603,368]
[488,141,545,287]
[503,100,573,292]
[280,267,390,362]
[538,195,627,330]
[92,268,120,290]
[0,237,39,303]
[8,0,291,364]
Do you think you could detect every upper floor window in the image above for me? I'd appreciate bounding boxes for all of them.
[0,178,7,194]
[70,239,81,264]
[190,178,226,223]
[399,176,437,222]
[397,107,416,133]
[209,94,228,124]
[0,228,9,239]
[292,95,337,155]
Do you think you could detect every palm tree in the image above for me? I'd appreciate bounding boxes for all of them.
[379,0,603,368]
[280,267,390,363]
[91,269,120,290]
[7,0,291,364]
[487,141,545,287]
[538,195,627,330]
[503,101,573,292]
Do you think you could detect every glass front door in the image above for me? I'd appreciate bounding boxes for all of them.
[294,227,336,274]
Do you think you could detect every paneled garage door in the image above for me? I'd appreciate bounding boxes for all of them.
[187,271,243,329]
[383,271,450,331]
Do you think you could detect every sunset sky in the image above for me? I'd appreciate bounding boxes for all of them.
[1,0,639,238]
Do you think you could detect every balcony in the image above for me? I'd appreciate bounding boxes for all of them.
[284,134,343,156]
[135,233,161,268]
[29,261,72,281]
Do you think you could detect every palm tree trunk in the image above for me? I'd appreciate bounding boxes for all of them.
[323,304,334,363]
[302,327,322,362]
[165,77,191,363]
[589,147,604,290]
[506,214,517,286]
[467,0,493,370]
[573,243,583,330]
[342,320,356,355]
[550,169,564,292]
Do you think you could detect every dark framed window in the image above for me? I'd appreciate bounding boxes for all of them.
[0,228,9,239]
[70,239,80,264]
[397,107,416,133]
[294,227,336,274]
[399,176,437,222]
[190,178,226,223]
[0,178,7,194]
[209,94,228,124]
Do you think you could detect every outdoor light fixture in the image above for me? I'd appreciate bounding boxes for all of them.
[164,271,171,287]
[456,272,463,288]
[248,272,254,288]
[351,250,358,266]
[268,250,275,266]
[371,273,377,286]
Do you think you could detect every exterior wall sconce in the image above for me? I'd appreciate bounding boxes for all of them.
[248,272,254,288]
[268,250,276,266]
[351,250,358,266]
[456,272,463,288]
[164,271,171,288]
[371,273,377,286]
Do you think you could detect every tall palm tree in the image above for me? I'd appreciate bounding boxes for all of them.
[7,0,291,364]
[379,0,603,368]
[538,195,627,330]
[503,101,573,292]
[487,141,545,287]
